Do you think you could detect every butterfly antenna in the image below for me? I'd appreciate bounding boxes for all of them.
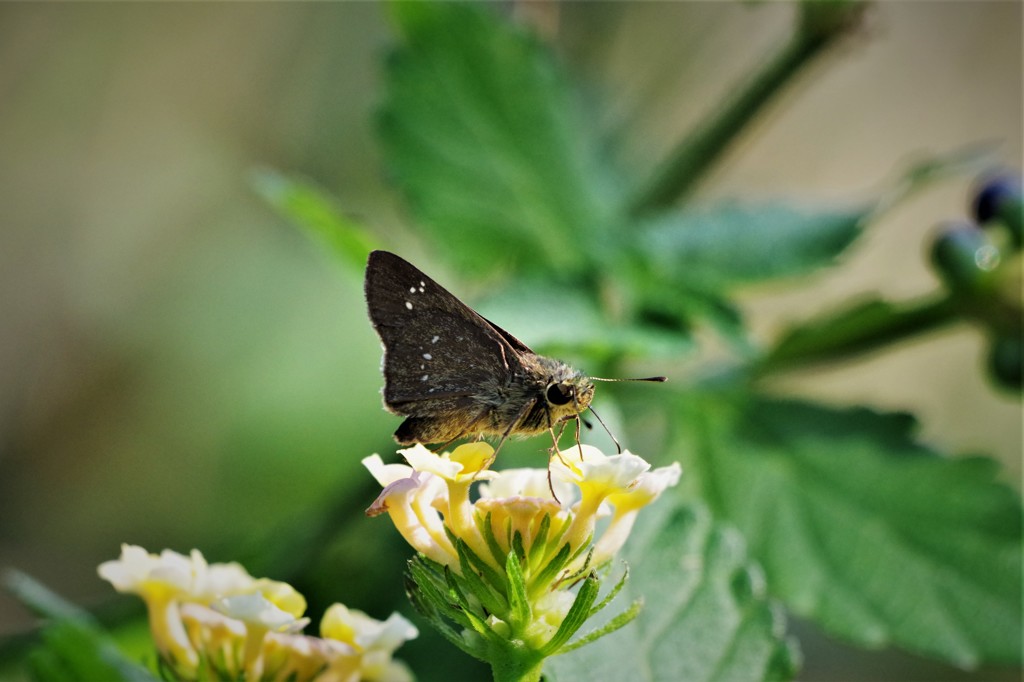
[586,405,622,454]
[589,375,667,383]
[584,376,663,454]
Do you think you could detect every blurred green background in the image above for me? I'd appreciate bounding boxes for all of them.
[0,2,1020,680]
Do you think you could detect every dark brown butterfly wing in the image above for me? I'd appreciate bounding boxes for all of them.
[364,250,531,443]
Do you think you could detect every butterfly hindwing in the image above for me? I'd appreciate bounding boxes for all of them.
[364,251,526,426]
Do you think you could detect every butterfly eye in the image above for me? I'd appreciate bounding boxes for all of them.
[546,383,574,406]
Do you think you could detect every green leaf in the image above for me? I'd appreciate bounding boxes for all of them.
[545,500,798,682]
[455,541,507,618]
[476,281,693,362]
[4,571,156,682]
[637,200,870,288]
[588,563,630,619]
[675,393,1023,667]
[405,560,485,661]
[28,621,156,682]
[559,596,642,656]
[505,551,532,631]
[379,2,619,276]
[250,167,377,271]
[878,144,1000,212]
[540,573,600,656]
[529,542,574,597]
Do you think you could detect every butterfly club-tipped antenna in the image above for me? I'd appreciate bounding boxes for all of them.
[586,375,667,454]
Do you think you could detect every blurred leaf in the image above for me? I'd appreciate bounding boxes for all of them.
[634,276,747,350]
[379,2,619,276]
[251,167,377,271]
[636,200,870,289]
[4,571,155,682]
[28,621,156,682]
[545,499,799,682]
[879,143,1001,212]
[674,393,1024,668]
[759,295,958,373]
[4,571,92,624]
[477,281,693,363]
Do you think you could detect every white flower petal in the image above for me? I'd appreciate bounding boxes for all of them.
[362,454,415,487]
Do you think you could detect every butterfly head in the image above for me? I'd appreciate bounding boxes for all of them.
[547,375,595,407]
[541,362,595,423]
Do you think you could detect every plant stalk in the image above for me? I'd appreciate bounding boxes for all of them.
[627,3,861,215]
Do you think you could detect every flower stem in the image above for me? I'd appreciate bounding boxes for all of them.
[627,2,863,215]
[489,649,545,682]
[754,294,960,377]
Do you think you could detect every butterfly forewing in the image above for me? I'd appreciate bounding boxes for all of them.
[364,251,525,423]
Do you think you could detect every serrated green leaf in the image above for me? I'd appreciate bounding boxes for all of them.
[505,551,531,631]
[637,200,870,288]
[559,596,643,656]
[529,542,573,597]
[588,563,629,619]
[250,167,376,271]
[379,2,619,276]
[545,500,798,682]
[405,561,485,662]
[455,541,507,618]
[540,573,600,656]
[675,393,1023,667]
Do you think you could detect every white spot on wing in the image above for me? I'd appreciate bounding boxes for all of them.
[431,335,439,343]
[405,301,413,310]
[423,353,432,360]
[409,286,416,293]
[421,374,429,381]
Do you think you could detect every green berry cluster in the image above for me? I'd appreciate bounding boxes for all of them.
[929,171,1022,390]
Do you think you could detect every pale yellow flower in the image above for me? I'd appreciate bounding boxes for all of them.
[366,442,682,656]
[321,604,418,682]
[100,546,417,682]
[363,455,457,566]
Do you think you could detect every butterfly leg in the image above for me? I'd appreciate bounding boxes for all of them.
[569,394,586,461]
[573,414,585,460]
[586,405,623,454]
[543,404,573,468]
[540,406,579,502]
[475,398,538,475]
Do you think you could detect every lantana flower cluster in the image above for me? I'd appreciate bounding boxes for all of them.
[98,545,417,682]
[363,442,680,678]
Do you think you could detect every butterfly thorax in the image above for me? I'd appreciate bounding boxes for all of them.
[498,354,594,436]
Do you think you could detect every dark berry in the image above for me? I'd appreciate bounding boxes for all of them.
[972,172,1022,247]
[929,221,1000,291]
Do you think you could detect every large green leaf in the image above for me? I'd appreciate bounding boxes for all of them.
[545,500,799,682]
[476,280,693,362]
[674,393,1023,668]
[378,2,619,276]
[637,200,869,288]
[251,168,377,272]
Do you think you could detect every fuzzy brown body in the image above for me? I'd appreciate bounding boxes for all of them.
[365,251,595,447]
